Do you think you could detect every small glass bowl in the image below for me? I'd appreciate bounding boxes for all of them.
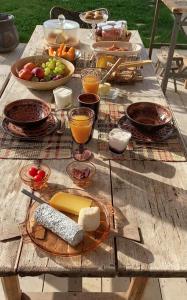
[19,163,51,191]
[66,161,96,188]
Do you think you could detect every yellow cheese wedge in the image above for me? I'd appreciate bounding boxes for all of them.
[49,192,92,215]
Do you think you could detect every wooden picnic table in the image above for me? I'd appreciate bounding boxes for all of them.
[0,26,187,300]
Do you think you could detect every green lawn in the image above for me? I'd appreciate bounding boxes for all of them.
[1,0,186,47]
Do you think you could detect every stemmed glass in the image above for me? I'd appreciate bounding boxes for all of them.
[79,8,108,41]
[68,107,95,161]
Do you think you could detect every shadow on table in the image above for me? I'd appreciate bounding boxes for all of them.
[93,153,176,179]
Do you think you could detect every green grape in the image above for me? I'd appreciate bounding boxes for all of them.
[50,61,56,69]
[46,62,50,67]
[57,68,64,75]
[47,63,53,70]
[42,63,46,68]
[49,58,53,62]
[44,67,51,76]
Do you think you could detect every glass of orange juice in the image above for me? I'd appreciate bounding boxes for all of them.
[68,107,95,161]
[81,68,101,95]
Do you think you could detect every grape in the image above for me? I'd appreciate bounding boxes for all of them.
[40,58,66,80]
[56,61,62,67]
[49,61,56,69]
[44,67,51,76]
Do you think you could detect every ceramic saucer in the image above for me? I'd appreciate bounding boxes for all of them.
[118,115,174,143]
[2,114,60,140]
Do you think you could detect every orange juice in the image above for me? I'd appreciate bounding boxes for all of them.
[82,75,100,94]
[70,115,92,144]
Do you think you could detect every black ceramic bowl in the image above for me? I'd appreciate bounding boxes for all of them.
[4,98,51,127]
[126,102,172,131]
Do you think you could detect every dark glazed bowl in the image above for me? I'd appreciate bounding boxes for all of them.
[4,99,51,127]
[126,102,172,131]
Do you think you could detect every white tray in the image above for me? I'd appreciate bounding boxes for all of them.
[91,41,142,57]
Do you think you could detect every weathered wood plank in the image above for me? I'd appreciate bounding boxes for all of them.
[0,160,32,275]
[165,87,187,150]
[162,0,187,13]
[0,43,25,97]
[1,276,21,300]
[111,160,187,277]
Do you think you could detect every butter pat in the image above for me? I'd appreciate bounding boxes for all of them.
[99,83,111,96]
[78,207,100,231]
[49,192,92,216]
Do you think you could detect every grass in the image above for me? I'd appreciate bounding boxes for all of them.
[1,0,186,47]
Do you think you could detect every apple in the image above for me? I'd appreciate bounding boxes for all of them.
[18,69,33,80]
[32,67,44,79]
[23,62,36,72]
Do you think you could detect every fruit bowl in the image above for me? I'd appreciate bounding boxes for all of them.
[11,55,74,90]
[4,99,51,127]
[19,163,51,191]
[66,161,96,188]
[126,102,172,131]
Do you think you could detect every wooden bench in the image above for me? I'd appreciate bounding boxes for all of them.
[0,43,26,97]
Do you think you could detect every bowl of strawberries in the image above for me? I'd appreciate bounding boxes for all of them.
[11,55,74,90]
[19,163,51,190]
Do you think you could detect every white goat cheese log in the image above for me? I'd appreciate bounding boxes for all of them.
[34,204,84,247]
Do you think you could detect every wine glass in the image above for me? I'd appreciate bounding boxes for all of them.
[68,107,95,161]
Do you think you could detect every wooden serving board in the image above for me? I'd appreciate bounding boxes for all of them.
[26,188,111,257]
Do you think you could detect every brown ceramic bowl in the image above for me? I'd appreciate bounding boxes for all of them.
[126,102,172,131]
[4,99,51,127]
[11,55,74,90]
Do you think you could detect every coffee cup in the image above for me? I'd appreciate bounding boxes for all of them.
[78,93,100,121]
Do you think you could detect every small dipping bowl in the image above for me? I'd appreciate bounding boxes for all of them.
[126,102,172,131]
[109,128,131,154]
[19,163,51,191]
[66,161,96,188]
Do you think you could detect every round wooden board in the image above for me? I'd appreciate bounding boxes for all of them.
[26,188,111,257]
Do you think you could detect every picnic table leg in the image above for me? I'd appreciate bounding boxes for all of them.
[1,276,21,300]
[184,80,187,89]
[125,277,148,300]
[149,0,161,59]
[161,13,182,94]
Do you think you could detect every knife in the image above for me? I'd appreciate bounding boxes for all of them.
[21,189,48,205]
